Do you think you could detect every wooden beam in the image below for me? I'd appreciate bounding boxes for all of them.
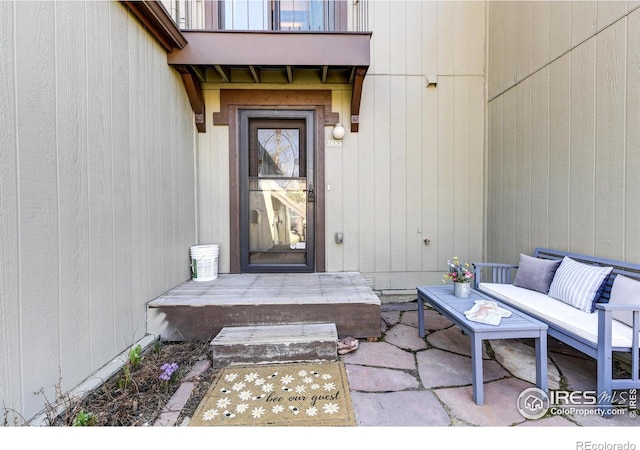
[286,66,293,84]
[175,65,206,133]
[213,90,336,126]
[121,1,187,52]
[214,64,230,82]
[321,66,328,84]
[168,31,371,66]
[248,65,260,83]
[191,66,207,83]
[350,67,367,133]
[348,66,356,85]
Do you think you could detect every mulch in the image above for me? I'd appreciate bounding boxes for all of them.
[51,340,217,426]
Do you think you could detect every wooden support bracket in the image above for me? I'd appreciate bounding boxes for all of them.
[175,65,206,133]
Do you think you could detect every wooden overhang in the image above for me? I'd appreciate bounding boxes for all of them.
[122,1,370,133]
[167,31,371,133]
[122,1,209,131]
[122,1,188,52]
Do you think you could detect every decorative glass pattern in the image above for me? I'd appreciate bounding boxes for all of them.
[257,129,300,177]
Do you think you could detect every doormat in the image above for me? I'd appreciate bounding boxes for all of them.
[189,361,355,426]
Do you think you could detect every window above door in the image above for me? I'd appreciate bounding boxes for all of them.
[221,0,338,32]
[160,0,366,32]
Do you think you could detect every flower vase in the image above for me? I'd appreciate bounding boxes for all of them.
[454,282,471,298]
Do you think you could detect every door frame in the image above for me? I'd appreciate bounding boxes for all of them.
[238,110,315,273]
[225,95,327,274]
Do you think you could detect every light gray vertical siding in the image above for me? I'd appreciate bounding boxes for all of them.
[129,14,151,338]
[500,88,517,261]
[358,84,381,273]
[531,2,551,75]
[515,78,531,259]
[487,96,504,260]
[569,38,596,256]
[16,0,61,409]
[572,1,597,46]
[627,10,640,264]
[390,76,407,274]
[529,67,550,248]
[405,75,424,273]
[112,3,135,351]
[594,20,626,258]
[516,1,532,83]
[356,82,376,277]
[87,0,117,365]
[0,0,22,423]
[329,0,486,289]
[547,53,571,250]
[355,0,486,289]
[1,0,196,422]
[325,94,344,270]
[487,1,503,100]
[486,1,640,265]
[195,90,229,271]
[55,0,92,385]
[337,89,359,272]
[549,1,571,61]
[501,2,517,89]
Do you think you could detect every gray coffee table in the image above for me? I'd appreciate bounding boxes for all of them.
[417,285,548,405]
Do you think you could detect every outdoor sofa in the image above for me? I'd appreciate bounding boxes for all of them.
[473,248,640,416]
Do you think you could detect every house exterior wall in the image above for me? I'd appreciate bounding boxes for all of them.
[198,0,486,291]
[486,1,640,266]
[0,0,197,422]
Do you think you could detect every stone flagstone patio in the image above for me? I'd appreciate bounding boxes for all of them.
[340,301,640,427]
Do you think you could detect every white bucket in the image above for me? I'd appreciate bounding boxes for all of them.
[190,244,219,282]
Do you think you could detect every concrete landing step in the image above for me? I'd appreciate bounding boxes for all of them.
[146,272,381,341]
[210,323,338,366]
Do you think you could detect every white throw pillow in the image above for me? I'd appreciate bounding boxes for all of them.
[608,274,640,328]
[547,256,613,313]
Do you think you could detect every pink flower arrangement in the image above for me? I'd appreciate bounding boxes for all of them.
[442,256,475,284]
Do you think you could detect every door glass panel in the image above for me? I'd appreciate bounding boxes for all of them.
[245,121,309,268]
[257,129,300,177]
[248,178,307,264]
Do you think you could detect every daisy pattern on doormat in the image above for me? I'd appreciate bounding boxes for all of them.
[190,361,355,426]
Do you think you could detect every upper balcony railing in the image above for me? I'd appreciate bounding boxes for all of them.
[160,0,369,32]
[161,0,206,30]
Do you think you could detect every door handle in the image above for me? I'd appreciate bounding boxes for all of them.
[307,186,315,202]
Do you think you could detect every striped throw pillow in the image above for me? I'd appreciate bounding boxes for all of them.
[547,256,613,313]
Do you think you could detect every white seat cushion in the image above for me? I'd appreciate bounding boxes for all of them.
[479,283,638,349]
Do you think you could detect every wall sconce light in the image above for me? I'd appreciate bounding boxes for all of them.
[332,123,346,140]
[426,74,438,88]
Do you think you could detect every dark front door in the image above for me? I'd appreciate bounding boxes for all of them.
[239,110,315,272]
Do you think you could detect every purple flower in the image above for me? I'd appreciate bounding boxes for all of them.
[159,362,179,381]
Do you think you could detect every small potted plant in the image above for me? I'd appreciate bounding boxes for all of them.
[442,256,475,298]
